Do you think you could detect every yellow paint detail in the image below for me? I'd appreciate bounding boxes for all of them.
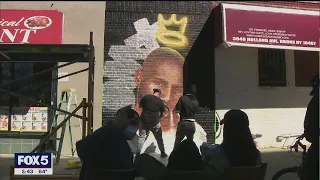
[156,14,188,48]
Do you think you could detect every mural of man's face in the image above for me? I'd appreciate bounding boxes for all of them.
[134,47,184,132]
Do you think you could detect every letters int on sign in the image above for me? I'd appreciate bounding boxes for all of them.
[0,17,34,43]
[0,29,36,43]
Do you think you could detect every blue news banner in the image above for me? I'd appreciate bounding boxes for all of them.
[14,153,53,175]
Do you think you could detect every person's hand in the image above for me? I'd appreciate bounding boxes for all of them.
[160,107,169,120]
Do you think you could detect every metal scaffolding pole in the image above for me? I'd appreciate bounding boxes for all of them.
[0,32,95,144]
[0,58,85,88]
[0,88,83,119]
[31,101,84,153]
[87,32,95,135]
[12,68,89,94]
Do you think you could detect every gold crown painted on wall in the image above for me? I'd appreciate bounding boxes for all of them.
[156,14,188,48]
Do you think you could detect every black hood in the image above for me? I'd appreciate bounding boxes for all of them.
[187,94,197,100]
[185,84,197,95]
[310,73,319,96]
[310,88,319,98]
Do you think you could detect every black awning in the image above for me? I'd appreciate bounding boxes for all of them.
[0,43,91,62]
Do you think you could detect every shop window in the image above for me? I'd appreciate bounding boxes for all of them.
[0,62,56,133]
[294,51,319,87]
[0,63,13,106]
[258,48,286,86]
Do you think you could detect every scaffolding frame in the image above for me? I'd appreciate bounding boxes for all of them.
[0,32,95,151]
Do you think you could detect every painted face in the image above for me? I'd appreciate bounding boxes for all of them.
[136,48,184,132]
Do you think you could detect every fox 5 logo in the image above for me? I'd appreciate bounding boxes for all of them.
[15,153,52,168]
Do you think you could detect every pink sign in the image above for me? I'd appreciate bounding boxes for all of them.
[223,4,320,51]
[0,10,63,44]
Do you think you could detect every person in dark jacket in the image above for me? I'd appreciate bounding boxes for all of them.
[76,105,139,180]
[304,73,319,180]
[173,84,199,149]
[137,88,168,158]
[135,139,205,180]
[167,139,203,171]
[203,109,262,170]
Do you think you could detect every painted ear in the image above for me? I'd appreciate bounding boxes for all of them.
[134,68,143,85]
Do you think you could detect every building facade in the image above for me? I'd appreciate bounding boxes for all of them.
[0,1,105,155]
[211,1,319,148]
[103,1,319,154]
[187,1,319,148]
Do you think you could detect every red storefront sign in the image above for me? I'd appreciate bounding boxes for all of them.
[222,4,320,51]
[0,10,63,44]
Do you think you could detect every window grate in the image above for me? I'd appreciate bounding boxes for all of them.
[258,48,286,87]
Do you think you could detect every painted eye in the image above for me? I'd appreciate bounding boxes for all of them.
[156,83,162,87]
[175,89,182,93]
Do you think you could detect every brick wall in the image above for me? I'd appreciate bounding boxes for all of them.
[103,1,216,150]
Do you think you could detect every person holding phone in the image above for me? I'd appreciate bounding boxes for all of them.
[136,88,168,158]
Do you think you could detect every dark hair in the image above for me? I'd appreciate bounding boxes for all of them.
[167,139,203,171]
[127,109,139,119]
[127,109,139,126]
[312,73,319,88]
[185,84,197,95]
[310,73,319,96]
[221,109,259,167]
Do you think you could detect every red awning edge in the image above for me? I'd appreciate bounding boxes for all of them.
[221,3,320,52]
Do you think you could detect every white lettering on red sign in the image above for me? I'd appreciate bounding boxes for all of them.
[230,28,317,47]
[0,29,37,43]
[0,15,54,43]
[0,17,24,27]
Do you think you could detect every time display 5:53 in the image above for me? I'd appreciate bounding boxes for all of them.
[21,169,34,174]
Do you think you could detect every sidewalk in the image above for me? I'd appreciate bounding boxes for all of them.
[0,148,301,180]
